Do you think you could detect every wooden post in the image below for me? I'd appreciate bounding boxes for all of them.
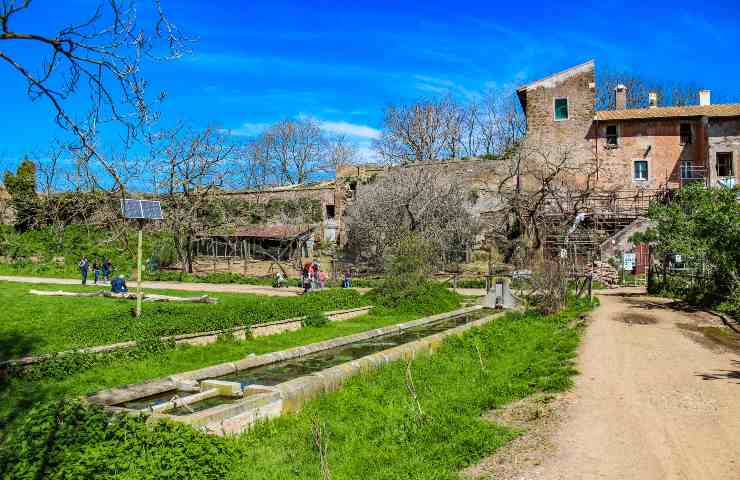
[587,272,593,303]
[136,221,143,318]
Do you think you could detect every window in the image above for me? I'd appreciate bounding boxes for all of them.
[325,204,336,219]
[717,152,734,177]
[634,160,649,181]
[680,160,693,180]
[554,98,568,121]
[605,125,618,147]
[680,123,692,145]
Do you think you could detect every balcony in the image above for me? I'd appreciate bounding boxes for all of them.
[679,165,707,187]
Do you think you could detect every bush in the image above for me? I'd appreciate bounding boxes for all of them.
[367,281,461,315]
[0,399,231,479]
[302,310,329,327]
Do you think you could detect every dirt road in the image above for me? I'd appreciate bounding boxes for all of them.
[511,292,740,480]
[0,274,488,297]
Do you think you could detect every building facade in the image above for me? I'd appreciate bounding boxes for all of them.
[517,60,740,193]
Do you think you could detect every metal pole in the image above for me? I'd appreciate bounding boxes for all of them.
[136,221,143,318]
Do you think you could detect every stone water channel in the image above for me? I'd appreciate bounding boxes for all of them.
[91,306,501,435]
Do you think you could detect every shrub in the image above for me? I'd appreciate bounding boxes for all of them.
[0,399,232,479]
[302,310,329,327]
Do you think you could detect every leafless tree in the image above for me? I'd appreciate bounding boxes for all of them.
[374,98,453,164]
[343,166,479,269]
[252,119,330,185]
[0,0,191,194]
[594,67,732,110]
[485,143,600,264]
[326,134,359,171]
[478,91,526,158]
[151,126,235,273]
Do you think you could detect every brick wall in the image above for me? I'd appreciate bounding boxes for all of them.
[594,118,708,190]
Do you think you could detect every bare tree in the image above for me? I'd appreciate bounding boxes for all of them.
[486,143,600,262]
[0,0,191,194]
[252,119,329,185]
[326,134,359,171]
[594,67,732,110]
[152,126,235,273]
[343,166,479,269]
[478,91,526,158]
[374,99,452,164]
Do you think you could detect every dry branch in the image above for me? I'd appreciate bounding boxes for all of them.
[29,289,217,304]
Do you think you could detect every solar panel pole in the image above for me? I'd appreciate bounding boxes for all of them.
[136,219,143,318]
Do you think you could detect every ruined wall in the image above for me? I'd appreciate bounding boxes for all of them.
[223,186,336,207]
[708,117,740,186]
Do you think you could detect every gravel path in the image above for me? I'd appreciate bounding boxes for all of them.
[0,275,303,296]
[0,274,489,297]
[515,292,740,479]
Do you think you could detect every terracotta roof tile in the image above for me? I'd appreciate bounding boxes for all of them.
[596,104,740,121]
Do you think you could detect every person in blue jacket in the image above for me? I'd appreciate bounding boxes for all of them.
[110,275,129,294]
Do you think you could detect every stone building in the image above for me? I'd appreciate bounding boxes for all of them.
[517,59,740,192]
[517,60,740,270]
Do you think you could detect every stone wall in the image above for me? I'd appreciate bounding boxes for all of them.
[519,60,596,172]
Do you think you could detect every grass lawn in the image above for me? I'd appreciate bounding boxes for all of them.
[0,299,593,479]
[0,280,368,359]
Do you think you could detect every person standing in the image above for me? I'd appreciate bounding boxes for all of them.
[319,270,327,289]
[342,271,352,288]
[92,259,101,285]
[79,257,89,285]
[102,258,111,282]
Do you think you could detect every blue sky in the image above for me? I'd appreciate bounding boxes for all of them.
[2,0,740,169]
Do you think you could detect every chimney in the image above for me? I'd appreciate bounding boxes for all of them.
[648,92,658,108]
[699,89,711,106]
[615,84,627,110]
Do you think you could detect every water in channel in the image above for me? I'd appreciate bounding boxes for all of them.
[119,310,489,412]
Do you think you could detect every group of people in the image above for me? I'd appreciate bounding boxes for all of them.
[78,257,113,285]
[301,260,327,293]
[78,257,128,293]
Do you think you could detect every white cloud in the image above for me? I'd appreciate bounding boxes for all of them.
[318,120,381,139]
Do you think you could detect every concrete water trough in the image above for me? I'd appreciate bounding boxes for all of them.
[89,305,501,435]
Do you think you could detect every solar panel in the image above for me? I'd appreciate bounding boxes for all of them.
[121,199,163,220]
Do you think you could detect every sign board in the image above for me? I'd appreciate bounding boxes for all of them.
[674,254,682,264]
[623,253,636,270]
[121,199,163,220]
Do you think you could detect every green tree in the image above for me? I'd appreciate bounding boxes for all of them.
[642,184,740,302]
[3,159,40,232]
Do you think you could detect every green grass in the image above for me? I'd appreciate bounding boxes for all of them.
[0,281,368,358]
[0,299,593,479]
[0,309,427,427]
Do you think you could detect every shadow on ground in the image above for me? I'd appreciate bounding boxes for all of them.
[696,360,740,384]
[0,332,42,362]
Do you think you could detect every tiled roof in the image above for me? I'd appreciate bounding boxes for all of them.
[596,104,740,121]
[207,224,314,239]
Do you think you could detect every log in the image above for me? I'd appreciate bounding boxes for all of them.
[29,289,218,304]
